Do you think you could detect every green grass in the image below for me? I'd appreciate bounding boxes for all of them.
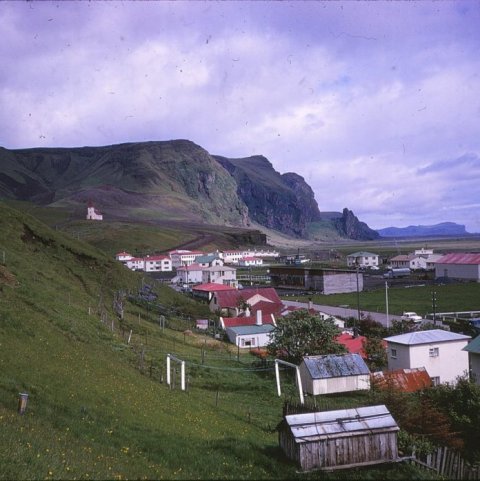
[291,282,480,317]
[0,203,442,479]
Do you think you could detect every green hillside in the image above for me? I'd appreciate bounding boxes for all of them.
[0,203,435,480]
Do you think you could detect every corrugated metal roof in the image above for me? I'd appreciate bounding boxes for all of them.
[222,314,275,328]
[192,283,237,292]
[463,334,480,354]
[384,329,471,345]
[436,253,480,265]
[226,324,275,335]
[371,367,432,392]
[302,353,370,379]
[214,287,282,308]
[285,405,398,443]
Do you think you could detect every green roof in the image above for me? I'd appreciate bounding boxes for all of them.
[463,334,480,354]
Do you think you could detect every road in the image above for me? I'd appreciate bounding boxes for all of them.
[282,300,403,329]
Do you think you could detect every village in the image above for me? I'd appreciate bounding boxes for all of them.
[85,203,480,474]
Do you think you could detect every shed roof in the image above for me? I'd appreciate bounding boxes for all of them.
[226,324,275,336]
[384,329,471,345]
[302,353,370,379]
[436,253,480,265]
[284,405,398,443]
[371,367,432,392]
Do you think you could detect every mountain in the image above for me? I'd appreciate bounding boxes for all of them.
[214,155,321,237]
[0,140,377,240]
[376,222,469,237]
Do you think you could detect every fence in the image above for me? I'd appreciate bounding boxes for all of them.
[412,446,480,480]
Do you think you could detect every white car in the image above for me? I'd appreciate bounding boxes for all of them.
[401,311,423,323]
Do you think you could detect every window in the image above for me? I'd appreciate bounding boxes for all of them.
[391,348,397,359]
[431,376,440,386]
[429,347,439,357]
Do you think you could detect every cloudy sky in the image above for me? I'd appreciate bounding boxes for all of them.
[1,1,480,232]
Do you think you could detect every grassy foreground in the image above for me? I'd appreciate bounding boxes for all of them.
[0,204,438,480]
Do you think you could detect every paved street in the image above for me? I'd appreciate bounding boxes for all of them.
[282,300,403,329]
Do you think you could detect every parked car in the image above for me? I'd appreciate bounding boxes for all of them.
[401,311,423,323]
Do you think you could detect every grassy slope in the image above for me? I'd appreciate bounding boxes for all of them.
[0,203,437,480]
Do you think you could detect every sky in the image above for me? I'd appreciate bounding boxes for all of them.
[1,1,480,233]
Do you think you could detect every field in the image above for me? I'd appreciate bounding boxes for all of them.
[294,282,480,318]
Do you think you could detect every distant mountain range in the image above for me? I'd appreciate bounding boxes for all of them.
[376,222,469,237]
[0,140,380,241]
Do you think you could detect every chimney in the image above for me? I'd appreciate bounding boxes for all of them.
[256,310,262,325]
[245,306,251,317]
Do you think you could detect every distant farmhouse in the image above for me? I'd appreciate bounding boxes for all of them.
[86,202,103,220]
[346,251,379,268]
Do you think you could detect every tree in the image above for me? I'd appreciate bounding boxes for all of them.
[362,336,387,371]
[267,309,347,364]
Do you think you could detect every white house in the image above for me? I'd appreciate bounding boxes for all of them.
[195,254,224,268]
[346,252,379,268]
[169,250,205,268]
[238,256,263,267]
[221,249,254,264]
[115,251,132,262]
[225,323,275,348]
[384,329,471,386]
[86,202,103,220]
[125,257,145,271]
[201,265,237,287]
[299,353,371,395]
[144,255,172,272]
[175,263,205,284]
[434,253,480,282]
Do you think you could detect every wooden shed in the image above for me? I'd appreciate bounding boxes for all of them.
[279,404,399,471]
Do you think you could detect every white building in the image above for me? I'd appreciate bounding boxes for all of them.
[435,253,480,282]
[169,250,205,268]
[115,251,132,262]
[144,255,172,272]
[201,265,237,287]
[463,335,480,385]
[384,329,471,386]
[346,252,379,268]
[221,249,254,264]
[225,323,275,348]
[125,257,146,271]
[238,256,263,267]
[86,202,103,220]
[175,263,205,284]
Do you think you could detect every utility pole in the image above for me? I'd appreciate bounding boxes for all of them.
[385,281,389,329]
[355,259,361,335]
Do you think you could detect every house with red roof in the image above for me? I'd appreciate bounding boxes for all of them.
[116,251,132,262]
[191,283,237,302]
[224,310,276,348]
[435,253,480,282]
[210,287,284,316]
[144,255,172,272]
